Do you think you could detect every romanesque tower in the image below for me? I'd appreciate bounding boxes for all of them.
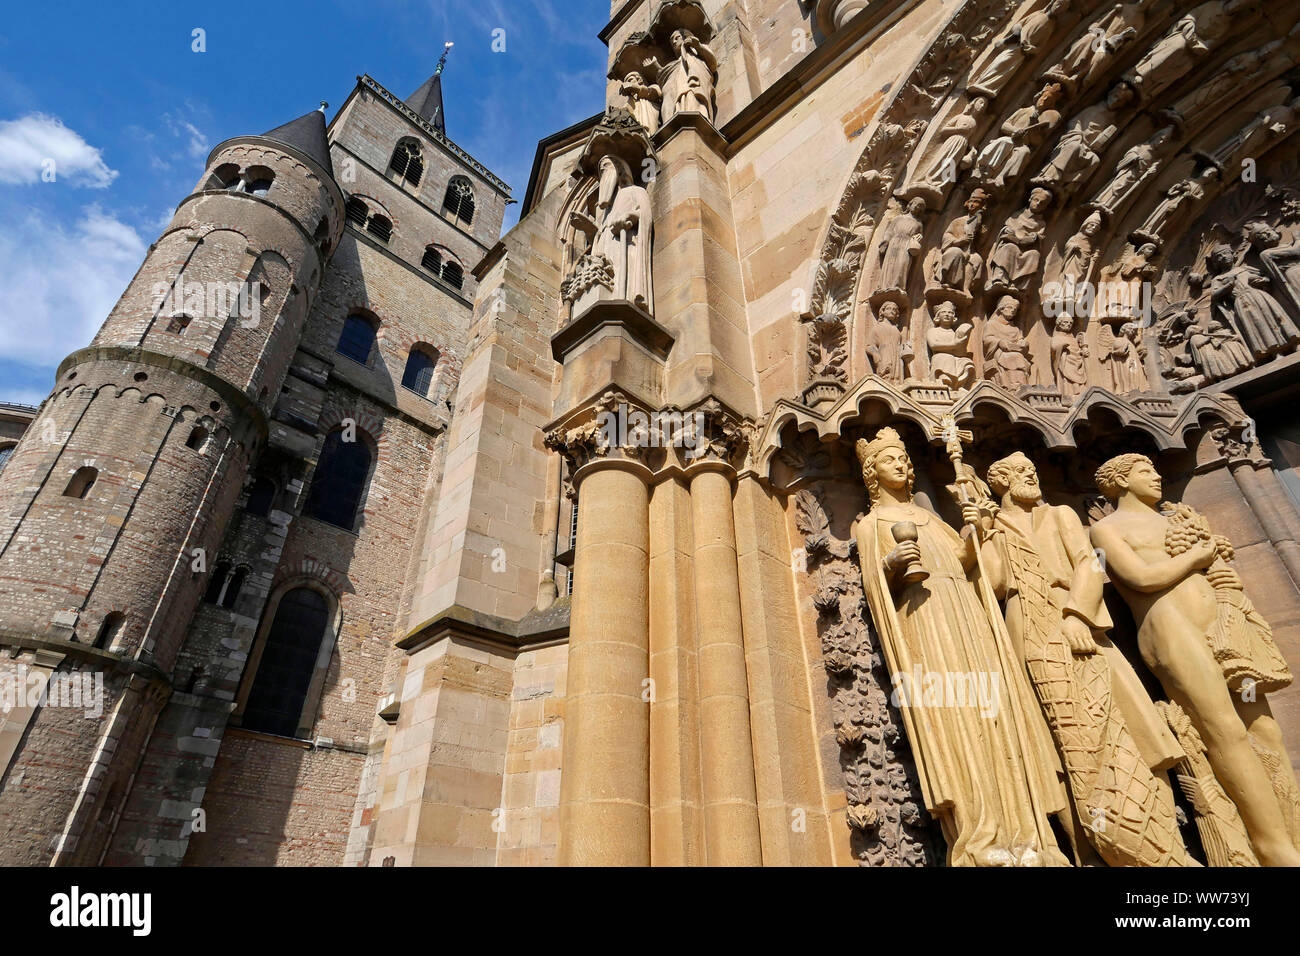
[0,110,344,863]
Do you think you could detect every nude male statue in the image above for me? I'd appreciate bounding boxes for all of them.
[1090,453,1300,865]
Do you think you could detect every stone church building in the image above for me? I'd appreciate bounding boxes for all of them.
[2,0,1300,866]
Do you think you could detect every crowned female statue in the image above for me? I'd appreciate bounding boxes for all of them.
[853,428,1069,866]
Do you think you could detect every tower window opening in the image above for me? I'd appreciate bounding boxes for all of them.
[388,140,424,187]
[64,466,98,499]
[93,612,125,650]
[401,347,439,398]
[221,567,249,609]
[204,561,232,604]
[186,426,209,451]
[442,177,475,226]
[366,215,392,244]
[241,587,332,738]
[166,313,192,334]
[246,475,277,517]
[304,428,373,530]
[0,444,14,475]
[345,197,369,227]
[336,314,377,365]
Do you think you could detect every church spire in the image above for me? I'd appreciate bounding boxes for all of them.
[407,41,453,134]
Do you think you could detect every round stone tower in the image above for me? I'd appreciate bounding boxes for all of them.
[0,108,342,864]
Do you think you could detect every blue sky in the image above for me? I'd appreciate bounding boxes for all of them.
[0,0,607,404]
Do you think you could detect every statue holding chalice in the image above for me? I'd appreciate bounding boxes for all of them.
[854,425,1069,866]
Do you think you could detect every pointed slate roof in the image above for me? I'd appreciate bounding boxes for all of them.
[406,72,446,133]
[261,108,334,177]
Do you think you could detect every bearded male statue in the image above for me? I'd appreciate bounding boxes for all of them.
[978,452,1192,866]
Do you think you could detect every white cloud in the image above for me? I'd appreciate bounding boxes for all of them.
[0,112,117,187]
[0,204,147,368]
[163,112,208,159]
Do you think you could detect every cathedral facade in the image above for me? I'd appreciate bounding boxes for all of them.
[2,0,1300,867]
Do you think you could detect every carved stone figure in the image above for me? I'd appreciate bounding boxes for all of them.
[974,83,1062,190]
[983,295,1033,389]
[987,188,1053,293]
[1050,315,1089,397]
[876,198,927,293]
[620,70,662,134]
[663,28,718,123]
[1163,43,1277,129]
[931,189,987,297]
[1209,96,1298,170]
[1059,211,1103,291]
[968,0,1068,99]
[1033,82,1135,195]
[1090,455,1300,866]
[910,98,987,200]
[1207,240,1300,361]
[979,452,1191,866]
[592,155,653,310]
[1127,1,1237,102]
[854,429,1068,867]
[866,300,910,382]
[1098,242,1157,324]
[1259,221,1300,315]
[1133,166,1219,245]
[1090,126,1173,216]
[1046,0,1147,92]
[926,301,974,389]
[1109,321,1148,393]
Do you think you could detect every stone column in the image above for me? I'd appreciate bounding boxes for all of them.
[558,461,651,865]
[689,462,763,864]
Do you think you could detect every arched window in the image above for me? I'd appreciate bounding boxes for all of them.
[401,347,439,398]
[209,163,241,191]
[442,177,475,226]
[336,314,376,364]
[366,215,392,244]
[243,166,274,196]
[421,246,442,273]
[222,567,249,609]
[345,196,369,227]
[166,314,192,334]
[186,425,209,451]
[241,587,332,737]
[388,140,424,186]
[204,561,232,604]
[0,443,14,475]
[304,428,373,530]
[441,259,464,290]
[64,466,98,499]
[93,612,125,650]
[246,475,277,517]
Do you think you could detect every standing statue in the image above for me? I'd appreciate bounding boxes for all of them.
[1207,241,1300,361]
[926,301,975,389]
[1090,454,1300,866]
[854,429,1069,867]
[1058,211,1104,292]
[1047,0,1147,92]
[593,155,653,311]
[1089,126,1173,216]
[1209,96,1298,171]
[1260,218,1300,315]
[1033,82,1136,194]
[987,188,1053,293]
[979,452,1191,866]
[866,300,911,382]
[968,0,1069,99]
[984,295,1033,389]
[663,29,718,124]
[1133,166,1219,246]
[877,198,927,293]
[1109,321,1148,393]
[1050,315,1089,398]
[1127,0,1237,101]
[619,70,662,134]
